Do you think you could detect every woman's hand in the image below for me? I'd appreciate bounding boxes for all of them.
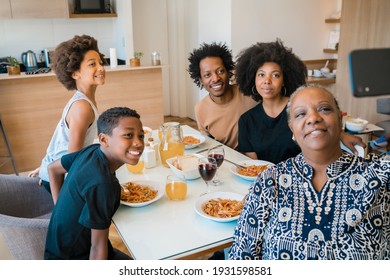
[340,131,366,155]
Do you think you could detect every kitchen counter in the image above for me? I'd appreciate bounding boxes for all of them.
[0,65,166,173]
[0,65,165,80]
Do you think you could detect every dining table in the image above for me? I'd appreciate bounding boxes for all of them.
[112,125,253,260]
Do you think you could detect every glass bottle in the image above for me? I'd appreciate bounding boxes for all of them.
[159,122,184,167]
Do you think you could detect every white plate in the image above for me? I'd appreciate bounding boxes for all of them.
[120,180,164,207]
[194,192,245,222]
[183,134,206,150]
[229,160,274,181]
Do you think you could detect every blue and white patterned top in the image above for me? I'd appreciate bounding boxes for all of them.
[229,152,390,260]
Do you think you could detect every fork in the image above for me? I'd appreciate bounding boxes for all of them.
[224,158,246,169]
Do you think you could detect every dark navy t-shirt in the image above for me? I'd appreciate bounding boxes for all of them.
[44,144,121,259]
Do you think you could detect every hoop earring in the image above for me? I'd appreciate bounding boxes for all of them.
[283,86,287,96]
[252,85,258,95]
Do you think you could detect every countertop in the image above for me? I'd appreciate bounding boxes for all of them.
[0,64,168,81]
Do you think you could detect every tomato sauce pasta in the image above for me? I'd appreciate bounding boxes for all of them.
[237,164,268,177]
[121,182,158,203]
[202,198,244,218]
[183,135,200,145]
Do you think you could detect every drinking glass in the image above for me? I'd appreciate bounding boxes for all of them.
[126,160,144,174]
[198,157,217,195]
[207,146,225,186]
[165,174,187,200]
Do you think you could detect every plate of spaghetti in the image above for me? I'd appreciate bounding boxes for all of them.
[194,192,245,222]
[229,160,273,181]
[183,134,205,149]
[120,180,164,207]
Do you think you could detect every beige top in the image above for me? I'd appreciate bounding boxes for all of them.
[194,85,258,149]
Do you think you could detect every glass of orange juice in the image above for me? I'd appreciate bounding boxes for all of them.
[165,175,187,200]
[126,160,144,174]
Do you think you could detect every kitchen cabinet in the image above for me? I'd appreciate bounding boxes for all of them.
[9,0,69,19]
[0,0,12,19]
[0,65,165,173]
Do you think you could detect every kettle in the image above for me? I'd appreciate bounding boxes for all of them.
[21,50,38,71]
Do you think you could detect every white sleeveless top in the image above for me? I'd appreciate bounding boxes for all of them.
[38,91,99,182]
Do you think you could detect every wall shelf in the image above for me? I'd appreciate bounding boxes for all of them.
[325,18,341,23]
[69,13,117,18]
[323,48,338,54]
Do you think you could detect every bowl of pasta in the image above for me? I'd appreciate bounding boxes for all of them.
[166,154,205,180]
[120,180,165,207]
[229,159,273,181]
[183,134,205,149]
[194,191,245,222]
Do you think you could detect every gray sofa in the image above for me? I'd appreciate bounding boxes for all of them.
[0,174,53,260]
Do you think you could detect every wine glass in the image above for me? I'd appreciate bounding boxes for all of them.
[198,157,217,195]
[207,146,225,186]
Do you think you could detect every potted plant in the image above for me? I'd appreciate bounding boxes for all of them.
[130,51,143,67]
[6,56,21,75]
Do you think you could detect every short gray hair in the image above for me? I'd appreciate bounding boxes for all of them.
[286,84,342,124]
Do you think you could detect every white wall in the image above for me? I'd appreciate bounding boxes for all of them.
[231,0,339,60]
[0,17,117,63]
[1,0,341,120]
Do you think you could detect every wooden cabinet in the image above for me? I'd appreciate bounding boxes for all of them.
[0,0,12,19]
[8,0,69,19]
[0,66,165,173]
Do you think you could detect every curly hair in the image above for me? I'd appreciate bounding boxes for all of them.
[52,34,105,91]
[235,39,307,102]
[187,42,234,88]
[98,107,141,136]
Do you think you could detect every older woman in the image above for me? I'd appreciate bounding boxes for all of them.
[229,85,389,260]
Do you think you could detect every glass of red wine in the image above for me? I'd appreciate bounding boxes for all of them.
[207,146,225,186]
[198,157,217,195]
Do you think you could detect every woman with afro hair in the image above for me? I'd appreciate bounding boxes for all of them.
[235,39,364,164]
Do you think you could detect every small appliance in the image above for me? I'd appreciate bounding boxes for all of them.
[43,48,55,68]
[21,50,38,71]
[74,0,110,14]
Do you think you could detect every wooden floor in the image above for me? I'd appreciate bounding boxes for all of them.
[110,115,200,258]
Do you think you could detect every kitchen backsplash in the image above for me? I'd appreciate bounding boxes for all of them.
[0,17,115,63]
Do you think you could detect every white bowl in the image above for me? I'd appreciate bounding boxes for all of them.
[345,118,368,132]
[166,154,205,180]
[322,72,336,78]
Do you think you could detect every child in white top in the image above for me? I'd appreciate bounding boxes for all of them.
[28,34,106,192]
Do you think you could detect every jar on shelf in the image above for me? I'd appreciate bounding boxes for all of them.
[151,51,161,66]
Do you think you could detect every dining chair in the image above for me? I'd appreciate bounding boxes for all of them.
[0,114,18,175]
[0,174,53,259]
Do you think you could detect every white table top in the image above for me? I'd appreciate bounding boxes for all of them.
[112,125,252,259]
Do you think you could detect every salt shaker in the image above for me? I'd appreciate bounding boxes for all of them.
[148,137,159,161]
[144,143,157,168]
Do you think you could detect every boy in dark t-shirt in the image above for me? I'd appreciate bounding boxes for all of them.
[44,107,145,260]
